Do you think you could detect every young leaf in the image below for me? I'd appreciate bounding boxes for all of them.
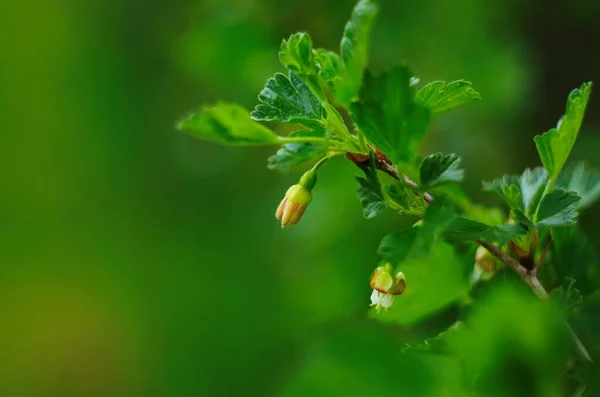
[267,143,326,172]
[279,32,315,76]
[335,0,378,105]
[535,188,581,227]
[415,80,481,114]
[482,175,523,211]
[550,277,583,314]
[178,102,280,146]
[443,217,528,244]
[251,72,326,129]
[519,167,548,215]
[313,48,342,91]
[350,66,431,165]
[355,154,387,218]
[534,82,592,183]
[559,162,600,210]
[419,153,464,189]
[383,184,427,216]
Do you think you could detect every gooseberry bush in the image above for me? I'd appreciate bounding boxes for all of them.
[178,1,599,395]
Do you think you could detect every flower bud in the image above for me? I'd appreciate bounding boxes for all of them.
[275,168,317,228]
[470,246,499,283]
[369,264,406,312]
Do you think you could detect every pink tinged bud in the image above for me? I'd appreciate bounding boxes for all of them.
[275,184,312,228]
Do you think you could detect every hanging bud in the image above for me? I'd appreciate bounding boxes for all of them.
[275,165,318,228]
[369,264,406,312]
[470,246,499,283]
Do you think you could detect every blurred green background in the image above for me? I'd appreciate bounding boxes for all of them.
[1,0,599,396]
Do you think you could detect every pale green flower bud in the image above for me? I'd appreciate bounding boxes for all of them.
[275,168,317,228]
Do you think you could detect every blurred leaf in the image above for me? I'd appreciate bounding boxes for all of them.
[419,153,464,189]
[415,80,480,114]
[483,168,549,217]
[313,48,342,92]
[178,102,280,146]
[355,154,387,218]
[444,217,528,244]
[559,162,600,210]
[384,184,427,216]
[550,226,598,292]
[251,72,326,129]
[279,32,315,75]
[374,241,469,325]
[335,0,378,105]
[551,277,583,315]
[379,198,456,264]
[483,174,523,211]
[510,209,534,229]
[534,82,592,183]
[536,188,581,227]
[350,66,431,164]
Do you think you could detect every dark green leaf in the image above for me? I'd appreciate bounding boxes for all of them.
[419,153,464,189]
[551,277,583,315]
[350,66,431,165]
[483,167,549,217]
[267,137,327,172]
[536,188,581,227]
[335,0,378,105]
[383,184,427,216]
[177,102,280,146]
[510,209,534,229]
[482,175,523,211]
[534,82,592,183]
[355,154,387,218]
[550,226,598,293]
[279,32,315,75]
[559,162,600,210]
[444,217,528,244]
[251,72,326,128]
[415,80,480,114]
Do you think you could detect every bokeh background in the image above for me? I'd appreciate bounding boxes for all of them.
[1,0,599,395]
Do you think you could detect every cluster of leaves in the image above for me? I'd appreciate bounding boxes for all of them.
[177,0,598,394]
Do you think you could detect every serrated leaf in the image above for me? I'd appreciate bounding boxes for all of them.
[350,66,431,165]
[383,184,427,216]
[482,175,523,211]
[415,80,480,114]
[335,0,378,105]
[559,162,600,210]
[536,188,581,227]
[483,167,549,217]
[251,72,326,129]
[551,277,583,314]
[313,48,342,91]
[178,102,280,146]
[419,153,464,189]
[534,82,592,183]
[267,137,327,172]
[444,217,528,244]
[355,154,387,218]
[279,32,315,75]
[378,198,456,263]
[510,209,534,229]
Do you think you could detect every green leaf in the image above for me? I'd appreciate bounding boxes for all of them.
[350,66,431,164]
[534,82,592,183]
[279,32,315,75]
[415,80,480,114]
[177,102,280,146]
[251,72,326,129]
[335,0,378,105]
[550,226,598,292]
[444,217,528,244]
[550,277,583,315]
[559,162,600,210]
[536,188,581,227]
[355,154,387,218]
[482,167,549,217]
[379,198,456,263]
[419,153,464,189]
[313,48,342,91]
[383,184,427,216]
[267,139,327,173]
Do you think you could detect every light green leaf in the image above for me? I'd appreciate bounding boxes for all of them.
[335,0,378,105]
[519,167,548,215]
[355,154,387,218]
[536,188,581,227]
[419,153,464,189]
[415,80,480,114]
[267,132,327,172]
[251,72,326,129]
[279,32,315,75]
[482,175,523,211]
[444,217,528,244]
[313,48,342,91]
[559,162,600,210]
[350,66,431,165]
[534,82,592,183]
[177,102,280,146]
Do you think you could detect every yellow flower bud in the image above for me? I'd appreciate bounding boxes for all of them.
[275,184,312,228]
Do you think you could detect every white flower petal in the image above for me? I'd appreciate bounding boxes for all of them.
[370,289,380,305]
[380,293,395,309]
